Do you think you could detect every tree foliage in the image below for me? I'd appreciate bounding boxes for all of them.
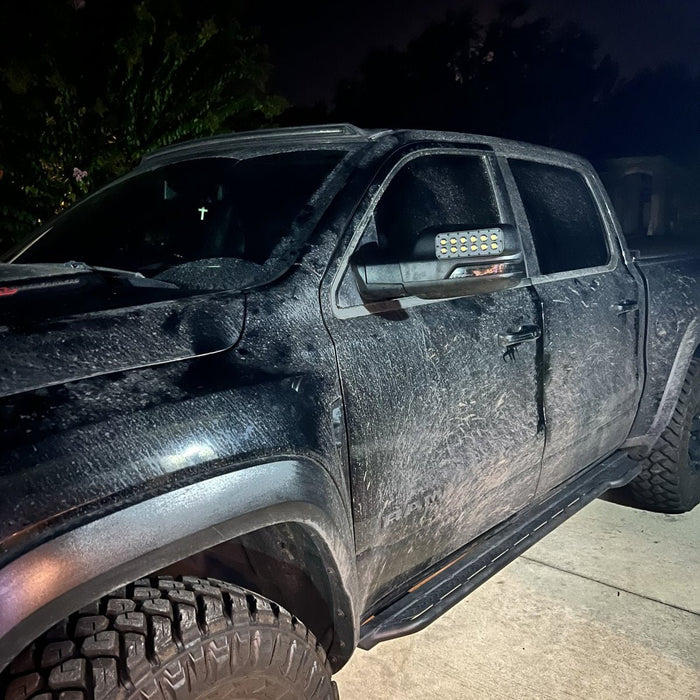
[0,0,286,250]
[332,3,699,163]
[333,5,617,152]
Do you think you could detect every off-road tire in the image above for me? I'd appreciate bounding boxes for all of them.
[628,358,700,513]
[1,577,338,700]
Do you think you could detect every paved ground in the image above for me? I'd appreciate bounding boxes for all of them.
[335,499,700,699]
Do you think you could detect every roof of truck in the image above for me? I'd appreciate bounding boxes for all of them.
[140,123,586,168]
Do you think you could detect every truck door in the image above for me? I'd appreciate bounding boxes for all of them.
[322,149,545,608]
[504,156,644,495]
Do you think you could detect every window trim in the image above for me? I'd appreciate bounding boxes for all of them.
[499,152,621,285]
[329,146,525,319]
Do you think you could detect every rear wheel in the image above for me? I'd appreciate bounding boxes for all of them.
[1,577,337,700]
[627,359,700,513]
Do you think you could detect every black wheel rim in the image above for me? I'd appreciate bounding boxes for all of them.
[689,412,700,473]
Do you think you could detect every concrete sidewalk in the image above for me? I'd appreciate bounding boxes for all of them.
[335,500,700,699]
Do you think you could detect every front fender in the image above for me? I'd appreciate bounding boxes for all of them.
[0,458,358,673]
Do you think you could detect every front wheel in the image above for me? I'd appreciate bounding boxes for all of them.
[627,358,700,513]
[2,577,337,700]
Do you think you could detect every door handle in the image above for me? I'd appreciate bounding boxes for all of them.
[612,300,638,314]
[498,324,541,347]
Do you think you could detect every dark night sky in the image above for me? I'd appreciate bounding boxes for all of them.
[253,0,700,106]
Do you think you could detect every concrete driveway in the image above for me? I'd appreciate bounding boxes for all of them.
[335,499,700,699]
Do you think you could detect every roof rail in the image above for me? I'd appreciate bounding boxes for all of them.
[141,124,369,164]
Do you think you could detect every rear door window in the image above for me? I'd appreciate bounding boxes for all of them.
[508,160,609,275]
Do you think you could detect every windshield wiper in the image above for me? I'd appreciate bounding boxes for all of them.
[9,261,180,290]
[70,261,182,289]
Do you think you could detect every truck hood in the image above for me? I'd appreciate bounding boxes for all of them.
[0,264,246,398]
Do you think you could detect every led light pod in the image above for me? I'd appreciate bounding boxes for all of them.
[435,227,505,259]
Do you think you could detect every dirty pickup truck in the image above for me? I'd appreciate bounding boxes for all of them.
[0,125,698,700]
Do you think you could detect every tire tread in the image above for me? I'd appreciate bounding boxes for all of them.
[1,578,335,700]
[628,359,700,513]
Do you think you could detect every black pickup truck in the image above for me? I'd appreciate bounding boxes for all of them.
[0,125,698,700]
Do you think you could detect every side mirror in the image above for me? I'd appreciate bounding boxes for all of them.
[351,224,526,301]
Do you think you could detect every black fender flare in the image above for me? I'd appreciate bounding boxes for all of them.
[0,459,359,673]
[625,318,700,451]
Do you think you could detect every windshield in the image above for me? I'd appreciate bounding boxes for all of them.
[12,149,347,290]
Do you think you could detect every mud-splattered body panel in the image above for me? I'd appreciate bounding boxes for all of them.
[327,288,544,607]
[534,268,642,493]
[0,269,346,565]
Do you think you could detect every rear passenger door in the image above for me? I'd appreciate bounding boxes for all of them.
[503,156,644,495]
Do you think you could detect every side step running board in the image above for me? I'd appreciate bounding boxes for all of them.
[358,451,639,650]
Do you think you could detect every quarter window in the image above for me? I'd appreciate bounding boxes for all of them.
[509,160,609,275]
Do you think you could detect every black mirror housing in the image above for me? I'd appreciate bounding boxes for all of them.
[352,224,526,301]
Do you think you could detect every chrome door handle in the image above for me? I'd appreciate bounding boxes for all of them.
[612,300,638,314]
[498,324,541,347]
